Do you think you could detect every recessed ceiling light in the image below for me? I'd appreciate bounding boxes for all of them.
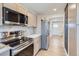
[53,8,57,11]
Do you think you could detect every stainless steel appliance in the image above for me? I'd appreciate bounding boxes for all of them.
[41,20,49,49]
[3,7,19,24]
[10,37,33,56]
[2,7,28,25]
[0,31,22,47]
[0,31,33,56]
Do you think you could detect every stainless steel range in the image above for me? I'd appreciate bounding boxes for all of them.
[0,31,23,47]
[0,31,33,56]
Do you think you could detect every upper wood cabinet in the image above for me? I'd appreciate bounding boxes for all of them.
[0,3,2,25]
[16,4,26,15]
[28,11,37,27]
[3,3,17,11]
[3,3,28,16]
[25,8,28,16]
[32,14,37,27]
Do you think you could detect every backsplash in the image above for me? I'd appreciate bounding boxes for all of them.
[23,26,34,36]
[0,25,34,37]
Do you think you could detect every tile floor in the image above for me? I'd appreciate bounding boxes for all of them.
[36,35,66,56]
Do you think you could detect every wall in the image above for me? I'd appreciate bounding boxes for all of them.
[49,16,64,36]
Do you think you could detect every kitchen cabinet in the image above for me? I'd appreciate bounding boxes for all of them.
[3,3,28,15]
[25,9,28,16]
[26,34,41,55]
[33,36,41,55]
[17,4,36,26]
[3,3,17,11]
[28,11,37,27]
[16,4,26,15]
[24,5,28,16]
[33,14,37,27]
[0,3,2,25]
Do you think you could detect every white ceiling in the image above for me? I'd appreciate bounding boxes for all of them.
[22,3,66,15]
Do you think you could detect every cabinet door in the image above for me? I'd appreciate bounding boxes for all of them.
[34,39,39,55]
[28,12,36,27]
[16,4,26,15]
[28,12,33,26]
[0,3,2,25]
[3,3,17,11]
[34,37,40,55]
[32,14,37,27]
[25,7,28,16]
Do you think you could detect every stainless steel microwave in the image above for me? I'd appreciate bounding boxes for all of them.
[2,7,28,25]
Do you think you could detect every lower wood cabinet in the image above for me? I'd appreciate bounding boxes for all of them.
[33,36,41,55]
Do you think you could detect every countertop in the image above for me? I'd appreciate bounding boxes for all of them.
[0,44,10,54]
[26,34,41,38]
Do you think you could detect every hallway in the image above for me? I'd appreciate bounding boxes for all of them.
[37,35,66,56]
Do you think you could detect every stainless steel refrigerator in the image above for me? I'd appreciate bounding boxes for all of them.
[41,20,49,50]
